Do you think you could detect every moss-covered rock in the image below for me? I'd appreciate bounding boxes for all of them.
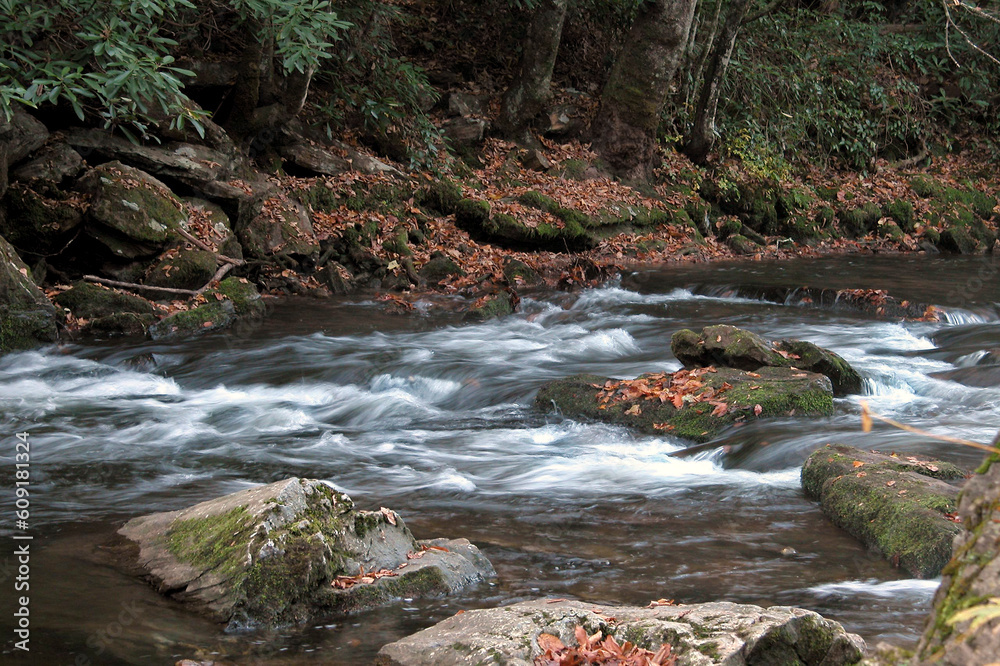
[54,281,155,319]
[465,291,517,322]
[916,452,1000,664]
[87,312,156,337]
[938,227,979,254]
[536,366,833,443]
[77,162,187,259]
[207,277,266,317]
[802,444,965,578]
[144,249,219,291]
[416,178,462,216]
[0,233,59,353]
[502,258,540,285]
[837,203,882,237]
[420,252,464,284]
[148,300,236,340]
[118,478,495,630]
[237,195,317,258]
[727,234,759,255]
[455,196,595,252]
[671,325,863,395]
[0,184,84,256]
[883,199,916,233]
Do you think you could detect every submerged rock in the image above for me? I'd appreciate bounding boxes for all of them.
[377,598,865,666]
[802,444,966,578]
[118,477,495,631]
[917,452,1000,665]
[672,324,863,395]
[536,366,833,443]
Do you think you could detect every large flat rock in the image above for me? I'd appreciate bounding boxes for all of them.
[377,598,865,666]
[118,478,495,630]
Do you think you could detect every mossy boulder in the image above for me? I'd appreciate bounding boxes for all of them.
[938,227,979,255]
[455,197,594,252]
[377,599,864,666]
[148,300,236,340]
[420,252,464,284]
[502,258,540,285]
[802,444,966,578]
[535,366,834,443]
[54,281,155,319]
[147,278,264,339]
[144,248,219,291]
[77,162,187,259]
[465,290,517,322]
[118,478,495,630]
[0,233,59,353]
[917,452,1000,664]
[237,195,317,259]
[416,178,462,216]
[0,184,83,256]
[837,203,882,237]
[883,199,916,233]
[672,325,863,395]
[727,234,759,255]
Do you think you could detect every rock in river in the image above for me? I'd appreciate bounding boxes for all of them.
[802,444,967,578]
[117,477,495,630]
[671,324,863,395]
[535,366,834,443]
[377,598,865,666]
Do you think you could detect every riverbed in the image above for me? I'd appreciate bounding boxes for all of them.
[1,254,998,664]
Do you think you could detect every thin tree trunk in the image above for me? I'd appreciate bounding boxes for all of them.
[687,0,724,109]
[497,0,569,140]
[591,0,699,180]
[682,0,751,164]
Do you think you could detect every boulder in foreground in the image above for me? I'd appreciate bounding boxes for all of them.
[671,324,863,395]
[377,598,865,666]
[917,452,1000,665]
[118,477,495,630]
[802,444,966,578]
[536,366,834,443]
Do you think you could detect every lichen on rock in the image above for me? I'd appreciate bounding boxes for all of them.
[118,477,495,630]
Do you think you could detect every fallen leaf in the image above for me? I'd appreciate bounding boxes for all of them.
[380,507,397,525]
[754,404,763,416]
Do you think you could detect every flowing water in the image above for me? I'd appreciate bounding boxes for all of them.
[1,254,999,664]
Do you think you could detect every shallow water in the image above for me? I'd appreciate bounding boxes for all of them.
[1,254,998,664]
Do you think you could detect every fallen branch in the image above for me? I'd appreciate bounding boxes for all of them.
[195,262,234,295]
[83,275,198,297]
[176,227,245,266]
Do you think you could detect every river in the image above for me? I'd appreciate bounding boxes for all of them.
[1,254,998,664]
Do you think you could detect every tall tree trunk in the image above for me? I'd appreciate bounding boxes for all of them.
[682,0,751,164]
[497,0,569,140]
[591,0,698,180]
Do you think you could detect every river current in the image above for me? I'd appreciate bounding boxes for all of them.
[1,254,998,664]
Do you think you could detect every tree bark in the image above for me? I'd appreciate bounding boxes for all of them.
[591,0,699,180]
[497,0,569,140]
[682,0,751,164]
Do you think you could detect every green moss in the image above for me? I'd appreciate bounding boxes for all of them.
[166,505,254,583]
[417,179,462,215]
[455,198,492,228]
[884,199,915,232]
[0,310,57,352]
[383,227,412,256]
[145,249,218,291]
[911,176,946,198]
[837,203,881,237]
[208,277,265,317]
[559,158,589,180]
[149,301,236,340]
[55,281,154,319]
[466,292,516,321]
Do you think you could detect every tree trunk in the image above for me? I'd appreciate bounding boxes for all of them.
[497,0,569,140]
[590,0,698,180]
[682,0,751,164]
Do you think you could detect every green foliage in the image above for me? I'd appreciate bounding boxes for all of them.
[0,0,351,139]
[682,2,1000,172]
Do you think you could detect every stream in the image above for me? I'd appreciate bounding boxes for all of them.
[1,254,999,664]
